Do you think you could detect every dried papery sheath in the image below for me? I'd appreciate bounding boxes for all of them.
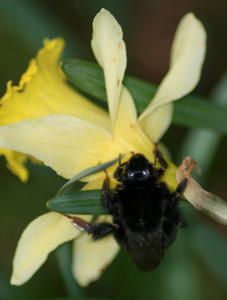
[177,157,227,224]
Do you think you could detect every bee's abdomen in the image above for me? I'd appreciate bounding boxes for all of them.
[125,229,164,271]
[115,183,169,232]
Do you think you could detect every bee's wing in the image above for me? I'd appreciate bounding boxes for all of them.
[177,158,227,225]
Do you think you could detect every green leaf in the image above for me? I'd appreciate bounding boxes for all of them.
[47,190,105,214]
[48,158,119,215]
[62,59,107,103]
[193,223,227,292]
[62,59,227,135]
[58,157,119,194]
[179,74,227,292]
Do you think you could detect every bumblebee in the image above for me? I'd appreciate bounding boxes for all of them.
[72,149,187,271]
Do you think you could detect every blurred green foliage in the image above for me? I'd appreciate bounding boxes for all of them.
[62,59,227,134]
[0,0,227,299]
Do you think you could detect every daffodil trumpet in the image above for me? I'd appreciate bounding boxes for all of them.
[0,8,226,287]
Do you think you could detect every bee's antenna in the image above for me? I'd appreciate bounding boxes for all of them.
[103,168,110,180]
[118,153,122,166]
[130,151,135,158]
[153,143,168,170]
[153,143,158,165]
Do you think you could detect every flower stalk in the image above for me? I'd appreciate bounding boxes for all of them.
[0,8,225,288]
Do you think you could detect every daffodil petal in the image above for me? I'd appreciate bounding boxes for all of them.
[115,86,137,133]
[91,8,126,126]
[82,178,104,190]
[139,13,206,140]
[0,38,108,128]
[141,13,206,115]
[0,115,125,179]
[113,86,154,160]
[139,104,173,142]
[72,216,119,286]
[113,88,155,162]
[0,38,109,180]
[11,212,81,286]
[0,149,28,182]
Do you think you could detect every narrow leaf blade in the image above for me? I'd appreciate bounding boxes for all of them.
[58,157,119,194]
[62,59,227,134]
[47,190,105,215]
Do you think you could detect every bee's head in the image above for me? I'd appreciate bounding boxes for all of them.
[114,153,155,184]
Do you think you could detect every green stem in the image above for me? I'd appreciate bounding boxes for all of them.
[56,242,84,297]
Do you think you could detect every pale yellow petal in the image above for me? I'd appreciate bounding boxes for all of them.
[139,13,206,140]
[91,8,126,126]
[11,212,80,286]
[82,125,157,185]
[82,178,104,190]
[116,123,155,163]
[115,86,137,133]
[81,127,156,187]
[72,216,119,286]
[162,161,178,192]
[0,115,124,179]
[141,13,206,116]
[139,104,173,142]
[113,86,156,162]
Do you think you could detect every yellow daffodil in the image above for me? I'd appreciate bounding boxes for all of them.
[1,8,224,287]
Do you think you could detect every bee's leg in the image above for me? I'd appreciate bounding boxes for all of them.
[118,153,123,166]
[174,177,188,197]
[68,215,118,240]
[68,215,92,232]
[162,181,188,246]
[102,172,117,214]
[174,179,188,227]
[167,177,188,205]
[118,154,127,168]
[174,156,196,199]
[88,222,118,240]
[164,178,188,229]
[153,144,168,171]
[170,157,196,224]
[114,153,127,180]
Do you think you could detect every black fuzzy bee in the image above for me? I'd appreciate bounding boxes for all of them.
[72,149,187,271]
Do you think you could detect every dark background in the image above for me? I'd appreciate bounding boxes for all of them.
[0,0,227,299]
